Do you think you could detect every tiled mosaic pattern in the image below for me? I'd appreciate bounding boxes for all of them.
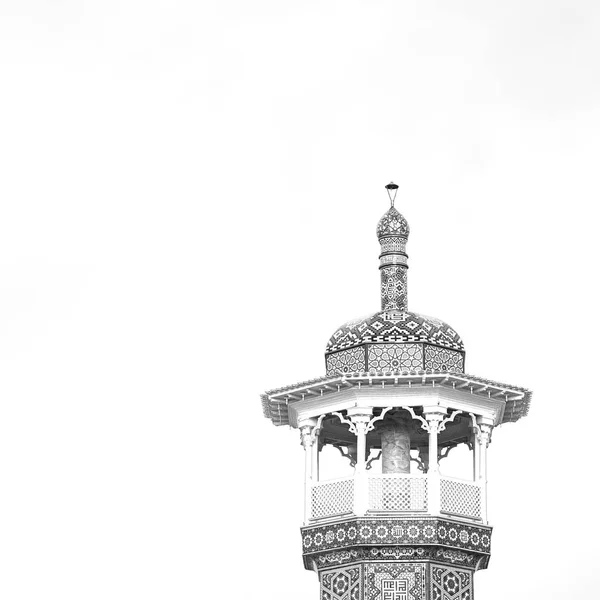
[313,547,480,570]
[377,207,410,238]
[325,343,465,376]
[381,266,408,312]
[302,518,491,556]
[365,563,424,600]
[430,565,472,600]
[327,312,464,354]
[326,346,366,374]
[367,344,423,371]
[321,566,361,600]
[380,237,407,254]
[424,347,464,373]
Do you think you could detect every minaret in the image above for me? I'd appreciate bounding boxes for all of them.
[261,184,531,600]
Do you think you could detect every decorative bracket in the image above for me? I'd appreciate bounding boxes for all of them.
[334,444,357,467]
[399,406,430,431]
[468,413,493,446]
[411,454,427,473]
[366,450,382,471]
[366,406,393,433]
[439,442,459,462]
[332,411,357,434]
[310,413,327,442]
[439,409,462,433]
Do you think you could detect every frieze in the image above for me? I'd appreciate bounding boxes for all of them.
[307,546,485,572]
[301,518,491,556]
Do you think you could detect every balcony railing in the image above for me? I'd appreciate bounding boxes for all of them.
[308,473,483,524]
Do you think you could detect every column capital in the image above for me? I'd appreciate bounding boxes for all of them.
[347,407,373,433]
[299,417,318,448]
[421,407,447,433]
[475,417,493,446]
[422,406,447,420]
[346,407,373,421]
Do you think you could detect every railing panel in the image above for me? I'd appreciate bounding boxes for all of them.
[440,477,481,520]
[310,478,354,520]
[368,475,428,512]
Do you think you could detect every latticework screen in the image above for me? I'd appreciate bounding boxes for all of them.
[368,475,428,512]
[310,478,354,520]
[440,478,481,519]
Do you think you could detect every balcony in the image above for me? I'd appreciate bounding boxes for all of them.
[309,473,483,523]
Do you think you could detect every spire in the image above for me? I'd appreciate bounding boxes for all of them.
[385,181,399,207]
[377,183,409,312]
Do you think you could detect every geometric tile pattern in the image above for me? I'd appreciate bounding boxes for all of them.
[302,518,492,556]
[380,236,407,254]
[365,563,424,600]
[424,347,464,373]
[381,266,407,312]
[326,312,464,354]
[430,566,472,600]
[312,547,481,570]
[321,566,361,600]
[325,343,465,376]
[326,346,366,375]
[368,344,423,372]
[377,207,410,238]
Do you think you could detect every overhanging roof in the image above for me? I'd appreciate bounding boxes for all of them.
[261,370,531,427]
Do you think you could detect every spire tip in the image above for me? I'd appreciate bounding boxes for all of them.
[385,182,399,207]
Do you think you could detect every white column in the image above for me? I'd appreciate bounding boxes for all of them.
[312,434,320,484]
[471,428,480,483]
[299,418,317,525]
[476,417,493,524]
[422,408,446,516]
[347,407,372,516]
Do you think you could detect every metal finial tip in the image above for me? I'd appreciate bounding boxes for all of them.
[385,182,398,207]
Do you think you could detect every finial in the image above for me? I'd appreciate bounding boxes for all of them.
[385,182,399,207]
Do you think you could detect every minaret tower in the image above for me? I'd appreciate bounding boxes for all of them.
[261,184,531,600]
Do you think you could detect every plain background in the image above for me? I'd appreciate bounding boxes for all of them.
[0,1,599,598]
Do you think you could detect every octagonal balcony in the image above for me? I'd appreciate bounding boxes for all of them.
[309,472,483,524]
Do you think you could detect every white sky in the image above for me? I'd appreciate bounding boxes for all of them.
[0,1,598,598]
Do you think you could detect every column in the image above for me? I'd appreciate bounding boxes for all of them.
[347,407,373,516]
[380,416,411,474]
[422,408,446,515]
[476,418,493,524]
[471,427,480,483]
[312,433,321,484]
[299,418,317,525]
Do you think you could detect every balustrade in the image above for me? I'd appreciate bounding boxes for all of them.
[309,473,483,523]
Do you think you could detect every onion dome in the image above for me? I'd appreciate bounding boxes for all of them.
[324,183,466,376]
[377,206,410,239]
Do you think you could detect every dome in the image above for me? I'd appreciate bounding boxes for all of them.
[325,310,465,376]
[323,185,466,377]
[377,207,410,239]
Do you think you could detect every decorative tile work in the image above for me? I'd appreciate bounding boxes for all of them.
[321,566,362,600]
[430,566,472,600]
[326,312,464,354]
[368,344,423,372]
[311,547,481,570]
[380,267,408,312]
[424,347,464,373]
[380,237,407,254]
[302,518,492,556]
[365,563,424,600]
[382,579,409,600]
[377,207,410,238]
[326,347,366,375]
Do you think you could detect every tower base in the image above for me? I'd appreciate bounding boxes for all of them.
[301,517,490,600]
[319,561,473,600]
